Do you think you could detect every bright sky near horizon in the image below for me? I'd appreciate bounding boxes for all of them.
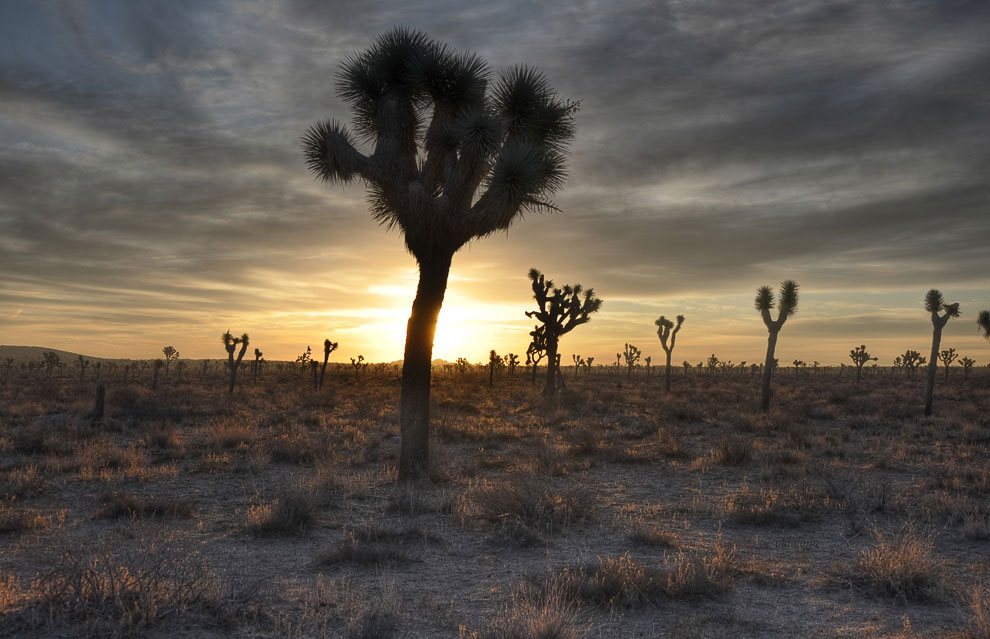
[1,1,989,365]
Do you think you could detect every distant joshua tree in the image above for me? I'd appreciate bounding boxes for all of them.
[899,350,926,379]
[938,348,958,380]
[526,326,548,385]
[655,314,684,394]
[350,355,366,375]
[706,354,719,375]
[222,331,249,394]
[77,355,89,382]
[296,346,313,375]
[525,269,602,398]
[321,339,339,389]
[43,351,60,377]
[644,356,651,377]
[253,348,263,383]
[622,343,641,378]
[162,346,179,374]
[585,357,594,373]
[571,354,584,378]
[923,289,960,416]
[849,345,877,383]
[961,357,975,380]
[303,28,578,481]
[755,280,799,411]
[507,354,519,377]
[489,350,500,387]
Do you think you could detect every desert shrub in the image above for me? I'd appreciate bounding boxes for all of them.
[458,477,596,544]
[247,487,317,537]
[488,580,584,639]
[317,522,437,566]
[837,524,948,601]
[0,501,49,534]
[94,492,196,520]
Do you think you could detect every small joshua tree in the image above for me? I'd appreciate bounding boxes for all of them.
[320,339,339,388]
[792,360,805,377]
[571,354,584,378]
[655,314,684,394]
[162,346,179,374]
[222,331,249,394]
[900,350,926,379]
[525,269,602,398]
[507,353,519,377]
[644,356,651,377]
[489,350,500,387]
[755,280,799,411]
[961,356,975,380]
[849,345,877,383]
[296,346,313,376]
[938,347,958,380]
[43,351,59,377]
[455,357,470,376]
[253,348,263,383]
[622,343,641,378]
[526,325,548,385]
[77,355,89,382]
[923,289,960,416]
[585,356,594,373]
[350,355,365,375]
[706,354,719,375]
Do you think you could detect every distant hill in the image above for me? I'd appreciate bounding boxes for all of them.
[0,345,111,363]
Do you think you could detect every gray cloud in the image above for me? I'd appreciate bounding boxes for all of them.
[0,0,988,359]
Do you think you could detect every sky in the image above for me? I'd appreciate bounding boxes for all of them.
[1,0,989,365]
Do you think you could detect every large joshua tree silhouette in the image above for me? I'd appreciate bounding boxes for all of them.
[222,331,249,394]
[655,314,684,394]
[525,269,602,398]
[303,29,577,481]
[755,280,799,411]
[923,289,960,416]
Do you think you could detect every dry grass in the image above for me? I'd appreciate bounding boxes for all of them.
[246,486,318,537]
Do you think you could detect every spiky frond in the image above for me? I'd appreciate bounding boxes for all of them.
[924,289,944,313]
[754,286,774,312]
[494,66,576,150]
[675,315,685,326]
[302,119,366,185]
[779,280,799,317]
[655,316,673,330]
[942,302,960,319]
[979,310,990,339]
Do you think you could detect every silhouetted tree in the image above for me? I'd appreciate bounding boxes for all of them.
[43,351,59,377]
[296,346,312,376]
[622,343,641,378]
[162,346,179,374]
[303,29,578,481]
[488,350,499,387]
[961,356,975,379]
[321,339,339,388]
[222,331,249,394]
[525,269,601,398]
[898,350,926,379]
[507,353,519,377]
[151,359,164,391]
[350,355,366,375]
[923,289,960,416]
[755,280,799,411]
[526,325,548,385]
[706,354,719,375]
[655,314,684,394]
[253,348,263,383]
[938,347,958,380]
[849,345,877,383]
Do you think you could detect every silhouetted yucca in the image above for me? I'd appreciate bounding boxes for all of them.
[754,280,798,411]
[923,289,960,416]
[655,314,684,394]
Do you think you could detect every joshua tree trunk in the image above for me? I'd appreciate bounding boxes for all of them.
[924,325,943,417]
[760,330,779,411]
[664,351,673,394]
[543,337,559,397]
[531,362,539,385]
[398,255,452,482]
[855,365,862,383]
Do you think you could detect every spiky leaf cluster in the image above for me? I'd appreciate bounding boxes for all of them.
[978,310,990,339]
[525,268,602,339]
[755,280,799,330]
[655,314,684,354]
[303,28,578,259]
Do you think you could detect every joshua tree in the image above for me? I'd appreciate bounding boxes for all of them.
[488,350,500,387]
[706,354,720,375]
[222,331,249,394]
[350,355,366,375]
[585,357,594,373]
[303,29,577,481]
[938,347,958,380]
[571,354,584,378]
[507,353,519,377]
[77,355,89,382]
[151,359,164,390]
[644,356,651,376]
[296,346,313,376]
[792,360,806,377]
[899,350,926,379]
[979,309,990,342]
[961,357,975,379]
[162,346,179,374]
[455,357,470,376]
[253,348,263,383]
[526,325,548,385]
[923,289,960,416]
[755,280,799,411]
[43,351,60,377]
[622,343,641,378]
[525,269,602,398]
[320,339,339,388]
[849,345,877,383]
[655,314,684,394]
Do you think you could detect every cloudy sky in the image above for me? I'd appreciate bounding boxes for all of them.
[1,0,988,365]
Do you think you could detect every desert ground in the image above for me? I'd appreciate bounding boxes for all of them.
[1,363,989,638]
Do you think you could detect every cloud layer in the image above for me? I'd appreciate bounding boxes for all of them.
[1,0,988,363]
